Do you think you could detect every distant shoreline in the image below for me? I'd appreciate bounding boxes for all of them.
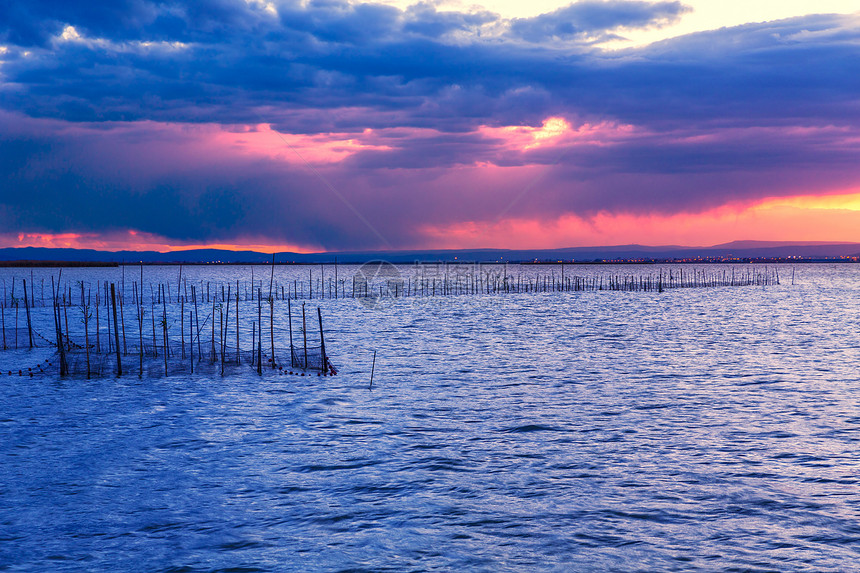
[0,260,119,268]
[0,258,856,267]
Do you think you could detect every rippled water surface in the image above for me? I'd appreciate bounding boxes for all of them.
[1,264,859,571]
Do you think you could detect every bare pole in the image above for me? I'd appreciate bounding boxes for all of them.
[211,298,216,363]
[63,294,70,352]
[120,287,127,356]
[181,288,185,359]
[162,285,168,375]
[269,253,275,300]
[82,283,90,379]
[23,279,33,349]
[257,288,262,375]
[235,280,240,365]
[269,254,276,369]
[51,276,68,376]
[288,298,294,368]
[137,281,143,377]
[105,281,112,354]
[189,311,194,374]
[192,285,201,359]
[151,295,157,359]
[302,302,308,370]
[11,278,16,349]
[223,284,231,372]
[95,286,100,353]
[317,307,327,375]
[270,291,275,369]
[111,283,122,376]
[162,284,169,357]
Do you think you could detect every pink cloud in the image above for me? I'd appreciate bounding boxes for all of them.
[211,123,394,164]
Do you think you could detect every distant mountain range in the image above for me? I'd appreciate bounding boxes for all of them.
[0,241,858,264]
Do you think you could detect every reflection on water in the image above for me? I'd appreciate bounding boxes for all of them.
[1,264,859,571]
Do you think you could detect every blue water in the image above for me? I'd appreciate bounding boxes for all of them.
[1,264,859,571]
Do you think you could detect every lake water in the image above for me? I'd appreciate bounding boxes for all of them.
[1,263,859,571]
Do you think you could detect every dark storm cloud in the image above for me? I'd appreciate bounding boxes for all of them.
[0,112,377,248]
[1,4,857,133]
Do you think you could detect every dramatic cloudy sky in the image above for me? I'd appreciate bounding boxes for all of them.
[1,0,859,252]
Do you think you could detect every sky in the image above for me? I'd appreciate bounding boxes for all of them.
[1,0,859,253]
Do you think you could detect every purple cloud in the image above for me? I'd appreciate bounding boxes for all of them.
[510,1,691,42]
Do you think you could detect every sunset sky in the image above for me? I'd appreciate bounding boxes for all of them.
[1,0,859,253]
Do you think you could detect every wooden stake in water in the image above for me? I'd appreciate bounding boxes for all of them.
[82,283,90,379]
[288,298,294,368]
[211,299,216,363]
[137,282,143,377]
[269,253,275,300]
[120,289,127,356]
[317,307,326,374]
[162,284,169,361]
[63,295,70,352]
[369,350,376,390]
[181,289,185,359]
[111,283,122,376]
[302,302,308,370]
[52,276,68,376]
[151,298,157,358]
[193,285,201,359]
[219,302,225,376]
[223,284,231,372]
[257,288,263,375]
[189,311,194,374]
[106,283,112,353]
[270,291,275,369]
[23,279,33,349]
[236,280,240,365]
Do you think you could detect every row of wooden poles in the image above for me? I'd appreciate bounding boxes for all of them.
[6,272,328,379]
[0,264,783,310]
[356,265,782,298]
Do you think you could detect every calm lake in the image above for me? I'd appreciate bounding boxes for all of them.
[1,263,859,571]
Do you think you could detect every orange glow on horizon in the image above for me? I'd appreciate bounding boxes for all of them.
[418,190,860,250]
[753,192,860,212]
[4,194,860,255]
[2,231,319,255]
